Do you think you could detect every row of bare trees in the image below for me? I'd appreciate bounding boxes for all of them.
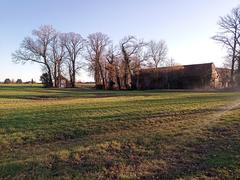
[13,25,172,89]
[12,26,85,88]
[212,6,240,86]
[86,35,171,89]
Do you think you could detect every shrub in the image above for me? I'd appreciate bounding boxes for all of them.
[16,79,23,84]
[40,73,52,88]
[4,78,11,84]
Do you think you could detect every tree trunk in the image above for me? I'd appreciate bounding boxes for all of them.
[127,61,133,89]
[54,61,57,87]
[122,47,132,89]
[68,66,73,88]
[114,65,121,90]
[124,62,129,89]
[231,55,236,87]
[57,60,61,88]
[46,64,53,88]
[94,65,101,86]
[98,61,106,89]
[72,60,76,88]
[230,30,238,87]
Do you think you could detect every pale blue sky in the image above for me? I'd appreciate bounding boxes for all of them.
[0,0,239,82]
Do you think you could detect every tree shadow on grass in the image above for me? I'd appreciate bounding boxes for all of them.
[140,111,240,179]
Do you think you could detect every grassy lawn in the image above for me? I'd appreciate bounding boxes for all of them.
[0,85,240,179]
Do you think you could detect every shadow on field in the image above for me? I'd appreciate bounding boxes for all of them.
[38,110,240,179]
[140,111,240,179]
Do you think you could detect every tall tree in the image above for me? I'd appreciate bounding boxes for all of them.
[106,45,121,89]
[50,33,66,87]
[61,32,85,88]
[86,32,110,89]
[12,25,56,87]
[120,36,145,89]
[212,7,240,86]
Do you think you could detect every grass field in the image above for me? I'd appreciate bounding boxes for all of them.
[0,85,240,179]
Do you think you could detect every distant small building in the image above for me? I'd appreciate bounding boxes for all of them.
[55,75,71,88]
[133,63,231,89]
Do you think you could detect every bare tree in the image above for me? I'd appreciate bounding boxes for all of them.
[12,25,56,87]
[120,36,145,89]
[86,32,110,89]
[61,32,85,88]
[50,33,66,87]
[165,57,177,67]
[106,45,122,89]
[147,40,168,69]
[223,55,235,69]
[212,7,240,85]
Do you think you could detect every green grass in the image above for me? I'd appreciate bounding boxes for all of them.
[0,85,240,179]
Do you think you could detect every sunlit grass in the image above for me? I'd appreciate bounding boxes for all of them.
[0,85,240,178]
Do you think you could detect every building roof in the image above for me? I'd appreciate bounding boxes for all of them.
[140,63,214,77]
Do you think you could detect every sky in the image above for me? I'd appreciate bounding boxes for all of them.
[0,0,240,82]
